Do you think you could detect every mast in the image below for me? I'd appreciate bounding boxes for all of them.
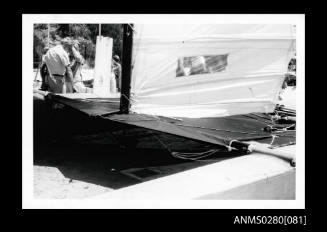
[120,24,134,114]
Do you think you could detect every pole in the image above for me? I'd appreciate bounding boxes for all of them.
[199,131,295,167]
[232,140,296,167]
[35,23,50,82]
[120,24,134,114]
[47,24,50,47]
[99,24,101,37]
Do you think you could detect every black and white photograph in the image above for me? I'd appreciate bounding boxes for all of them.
[22,14,304,209]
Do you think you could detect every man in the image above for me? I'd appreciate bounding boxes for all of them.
[112,55,122,92]
[71,40,85,81]
[43,38,74,93]
[69,40,90,93]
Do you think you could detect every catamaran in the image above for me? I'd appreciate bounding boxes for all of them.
[34,24,297,199]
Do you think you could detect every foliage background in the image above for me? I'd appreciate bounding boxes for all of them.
[33,24,123,68]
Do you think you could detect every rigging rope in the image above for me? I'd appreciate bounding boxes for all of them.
[151,132,222,161]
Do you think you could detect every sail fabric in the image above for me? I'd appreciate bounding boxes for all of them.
[130,24,295,118]
[93,36,116,97]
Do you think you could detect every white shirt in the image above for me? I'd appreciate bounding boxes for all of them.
[43,45,70,75]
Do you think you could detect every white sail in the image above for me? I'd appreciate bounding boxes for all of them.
[93,36,113,97]
[130,24,296,118]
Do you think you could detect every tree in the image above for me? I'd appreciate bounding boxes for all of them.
[33,24,123,69]
[33,24,50,68]
[99,24,123,58]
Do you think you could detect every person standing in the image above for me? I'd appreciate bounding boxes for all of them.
[112,55,122,92]
[69,40,90,93]
[71,40,85,82]
[43,38,74,93]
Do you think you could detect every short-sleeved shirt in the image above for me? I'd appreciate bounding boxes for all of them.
[43,45,70,76]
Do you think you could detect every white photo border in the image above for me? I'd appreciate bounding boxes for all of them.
[22,14,305,209]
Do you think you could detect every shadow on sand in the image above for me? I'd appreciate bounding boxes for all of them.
[34,142,201,190]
